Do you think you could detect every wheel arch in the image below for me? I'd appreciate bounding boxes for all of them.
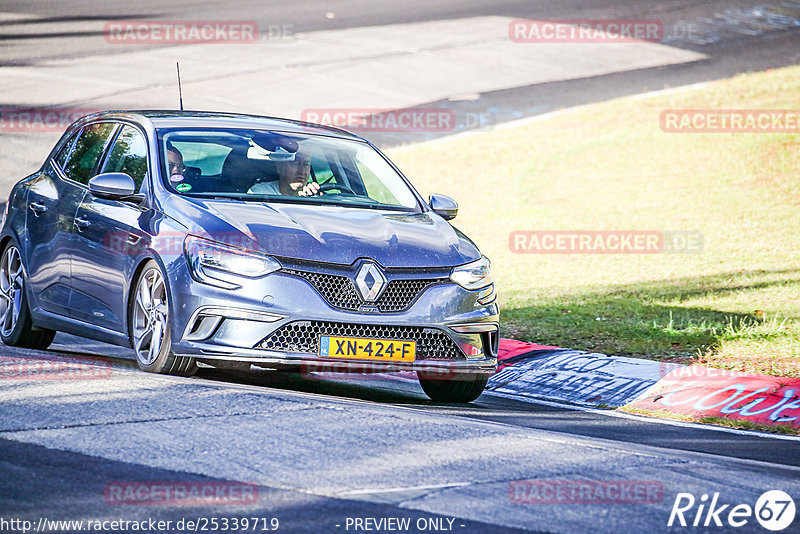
[125,253,172,344]
[0,234,12,255]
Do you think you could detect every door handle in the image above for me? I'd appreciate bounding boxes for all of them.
[75,217,91,230]
[29,202,47,215]
[127,234,141,246]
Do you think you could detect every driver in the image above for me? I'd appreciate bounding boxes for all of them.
[249,144,320,197]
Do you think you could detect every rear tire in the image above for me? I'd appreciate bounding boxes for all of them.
[0,242,55,350]
[417,372,489,403]
[130,260,196,377]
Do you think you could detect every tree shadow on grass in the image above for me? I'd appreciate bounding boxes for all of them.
[501,268,800,360]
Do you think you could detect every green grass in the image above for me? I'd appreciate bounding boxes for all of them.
[388,66,800,377]
[620,407,800,436]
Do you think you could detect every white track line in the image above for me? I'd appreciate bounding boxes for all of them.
[485,390,800,442]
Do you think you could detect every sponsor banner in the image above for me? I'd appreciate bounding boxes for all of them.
[487,349,665,407]
[626,366,800,429]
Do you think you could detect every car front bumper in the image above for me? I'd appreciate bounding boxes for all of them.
[167,260,499,375]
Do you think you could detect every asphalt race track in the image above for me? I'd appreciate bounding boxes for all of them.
[1,334,799,533]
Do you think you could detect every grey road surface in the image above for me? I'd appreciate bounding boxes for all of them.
[2,0,800,194]
[1,335,799,533]
[0,0,780,65]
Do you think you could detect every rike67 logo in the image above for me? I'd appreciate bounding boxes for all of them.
[668,490,796,531]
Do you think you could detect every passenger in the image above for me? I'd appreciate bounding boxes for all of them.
[166,143,186,179]
[249,145,320,197]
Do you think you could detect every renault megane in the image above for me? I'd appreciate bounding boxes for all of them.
[0,111,498,402]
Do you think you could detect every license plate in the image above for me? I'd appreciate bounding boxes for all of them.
[319,336,416,362]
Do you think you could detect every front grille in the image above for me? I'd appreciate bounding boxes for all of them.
[283,269,442,313]
[258,321,465,360]
[284,270,360,311]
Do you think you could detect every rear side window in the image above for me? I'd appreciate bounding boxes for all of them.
[54,132,78,169]
[102,125,148,190]
[62,122,117,185]
[169,140,231,176]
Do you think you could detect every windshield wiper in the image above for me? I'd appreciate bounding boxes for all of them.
[188,192,416,212]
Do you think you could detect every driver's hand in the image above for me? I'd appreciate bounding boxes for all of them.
[298,182,321,197]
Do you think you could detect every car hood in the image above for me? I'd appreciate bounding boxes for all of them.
[163,196,481,268]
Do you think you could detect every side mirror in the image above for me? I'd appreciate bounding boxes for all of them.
[88,173,144,203]
[429,194,458,220]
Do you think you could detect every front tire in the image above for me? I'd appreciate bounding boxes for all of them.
[417,372,489,403]
[0,242,55,350]
[130,260,196,376]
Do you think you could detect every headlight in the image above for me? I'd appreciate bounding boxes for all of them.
[184,235,280,289]
[450,256,493,290]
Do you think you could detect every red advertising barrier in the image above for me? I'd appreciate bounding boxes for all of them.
[627,366,800,430]
[497,338,562,371]
[499,338,559,359]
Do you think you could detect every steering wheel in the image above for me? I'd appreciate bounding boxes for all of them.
[319,182,356,195]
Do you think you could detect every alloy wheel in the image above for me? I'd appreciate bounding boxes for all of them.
[132,267,169,365]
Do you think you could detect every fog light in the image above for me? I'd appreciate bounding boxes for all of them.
[182,307,285,341]
[184,315,223,341]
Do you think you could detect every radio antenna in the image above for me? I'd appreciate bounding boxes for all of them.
[176,62,184,111]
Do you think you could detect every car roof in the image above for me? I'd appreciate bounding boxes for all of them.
[77,110,366,141]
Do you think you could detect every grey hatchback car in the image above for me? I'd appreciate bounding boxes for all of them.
[0,111,498,402]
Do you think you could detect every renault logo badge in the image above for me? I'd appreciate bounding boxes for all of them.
[355,263,386,302]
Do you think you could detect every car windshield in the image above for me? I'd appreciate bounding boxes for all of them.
[157,128,421,211]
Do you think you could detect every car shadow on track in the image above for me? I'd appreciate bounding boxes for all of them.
[195,366,475,407]
[15,331,494,409]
